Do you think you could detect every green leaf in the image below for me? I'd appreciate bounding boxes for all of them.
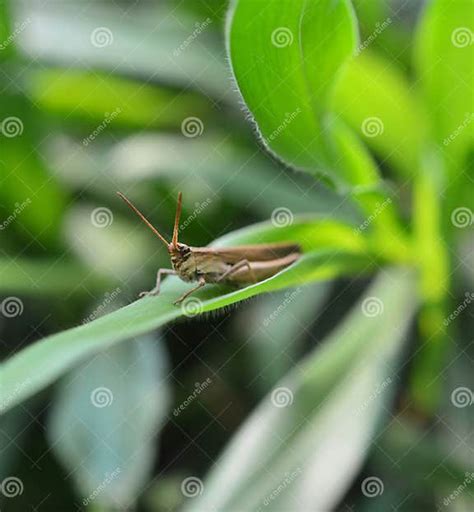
[48,335,170,508]
[15,2,229,99]
[0,218,372,414]
[28,69,214,130]
[331,50,426,179]
[0,258,111,296]
[184,268,417,511]
[227,0,358,179]
[415,0,474,173]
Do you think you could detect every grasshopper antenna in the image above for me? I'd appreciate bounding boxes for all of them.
[172,192,183,248]
[116,191,170,248]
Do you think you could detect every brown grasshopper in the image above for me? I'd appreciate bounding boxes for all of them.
[117,192,301,305]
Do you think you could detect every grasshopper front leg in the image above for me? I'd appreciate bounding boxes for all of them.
[174,277,206,305]
[140,268,176,298]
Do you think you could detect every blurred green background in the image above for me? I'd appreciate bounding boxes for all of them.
[1,1,473,511]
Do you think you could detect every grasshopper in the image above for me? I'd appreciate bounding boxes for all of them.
[117,192,301,305]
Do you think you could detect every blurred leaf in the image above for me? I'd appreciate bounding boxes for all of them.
[14,2,230,100]
[28,69,214,130]
[185,268,417,511]
[241,283,330,392]
[227,0,358,181]
[0,257,111,296]
[0,96,66,246]
[415,0,474,173]
[48,335,170,509]
[0,217,374,413]
[64,204,158,280]
[332,50,426,179]
[50,134,361,224]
